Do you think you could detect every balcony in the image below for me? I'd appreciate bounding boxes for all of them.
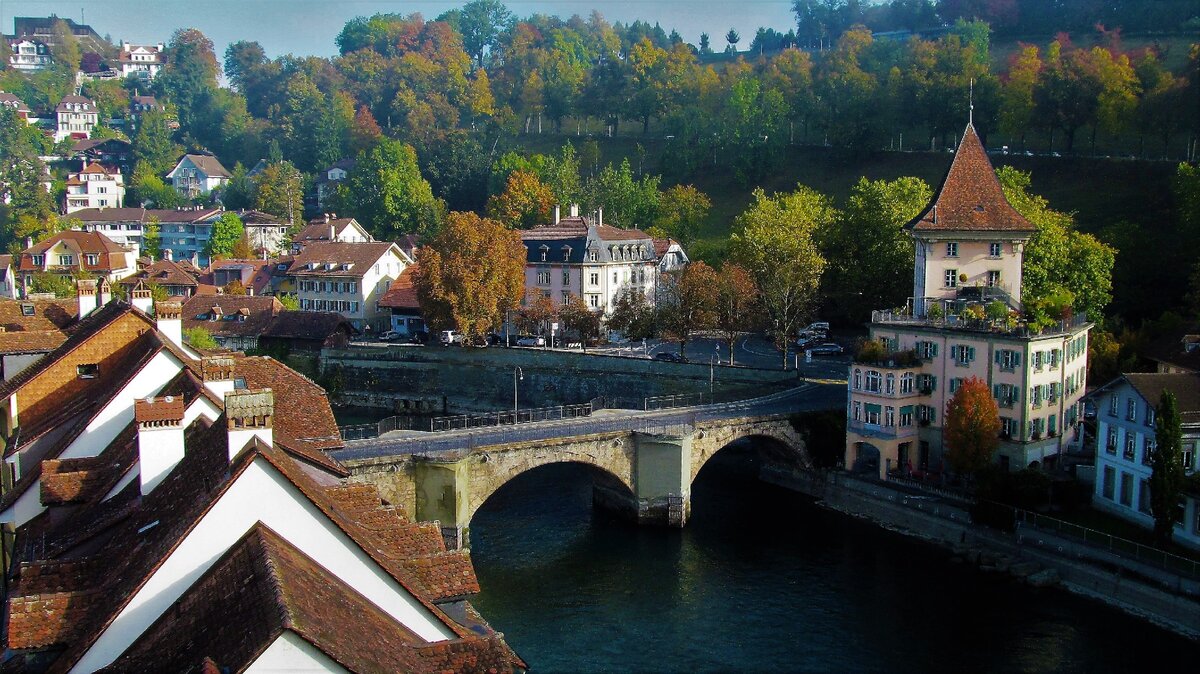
[872,304,1090,339]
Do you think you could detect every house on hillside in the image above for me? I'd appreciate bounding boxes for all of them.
[202,258,274,296]
[0,255,18,299]
[183,294,284,351]
[118,42,165,80]
[64,162,125,213]
[1144,326,1200,374]
[118,259,204,298]
[1088,373,1200,550]
[314,158,355,210]
[239,210,291,255]
[74,206,224,266]
[167,153,231,198]
[6,39,50,71]
[70,137,133,171]
[292,214,373,252]
[288,241,410,332]
[844,122,1093,479]
[378,264,426,339]
[17,230,137,289]
[54,95,98,142]
[0,91,33,121]
[519,205,658,316]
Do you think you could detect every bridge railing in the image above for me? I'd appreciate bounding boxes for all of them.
[429,403,595,432]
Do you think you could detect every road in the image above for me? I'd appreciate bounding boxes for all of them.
[332,382,846,464]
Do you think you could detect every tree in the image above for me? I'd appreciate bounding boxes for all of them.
[412,211,526,343]
[607,287,656,339]
[183,326,220,350]
[714,263,760,365]
[560,294,601,350]
[155,28,220,131]
[658,261,718,356]
[223,278,248,295]
[142,218,162,261]
[943,376,1001,478]
[654,185,711,245]
[458,0,513,67]
[49,19,82,70]
[131,109,182,176]
[699,33,712,55]
[486,170,555,229]
[730,186,831,368]
[516,294,556,336]
[1150,390,1184,544]
[128,162,183,209]
[336,138,445,238]
[253,161,305,227]
[350,105,383,154]
[725,29,741,53]
[277,294,300,311]
[206,212,245,260]
[221,163,256,211]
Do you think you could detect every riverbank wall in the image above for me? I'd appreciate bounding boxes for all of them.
[763,466,1200,641]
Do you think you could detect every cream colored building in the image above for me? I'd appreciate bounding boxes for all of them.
[845,124,1092,478]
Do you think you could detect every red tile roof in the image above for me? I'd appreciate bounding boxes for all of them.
[119,259,200,290]
[18,230,130,274]
[288,241,400,277]
[906,124,1034,234]
[379,263,420,309]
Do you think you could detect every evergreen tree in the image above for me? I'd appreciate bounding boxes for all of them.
[1150,390,1184,544]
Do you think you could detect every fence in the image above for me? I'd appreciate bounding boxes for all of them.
[429,403,594,432]
[339,415,410,441]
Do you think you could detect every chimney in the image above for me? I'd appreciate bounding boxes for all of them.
[570,204,579,218]
[324,213,330,224]
[76,278,98,318]
[598,207,603,226]
[135,395,186,495]
[225,389,273,461]
[201,356,236,399]
[130,282,153,314]
[24,237,33,250]
[164,248,173,262]
[97,278,112,307]
[156,300,184,351]
[329,224,336,241]
[554,205,560,224]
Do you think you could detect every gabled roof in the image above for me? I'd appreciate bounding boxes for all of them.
[238,209,286,225]
[55,95,96,113]
[181,295,283,339]
[315,159,356,184]
[1121,373,1200,424]
[261,310,357,341]
[71,206,223,224]
[521,216,655,264]
[288,241,405,277]
[18,231,130,274]
[118,259,201,289]
[0,91,31,113]
[0,298,77,333]
[1143,327,1200,374]
[379,263,420,310]
[293,217,370,244]
[70,138,131,154]
[168,153,231,179]
[906,123,1034,234]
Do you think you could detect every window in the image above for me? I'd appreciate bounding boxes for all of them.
[1109,394,1119,416]
[949,378,962,394]
[562,269,570,285]
[1138,479,1152,514]
[899,406,913,427]
[1032,351,1043,371]
[950,344,974,366]
[944,269,958,288]
[20,304,34,317]
[852,401,862,422]
[561,291,570,304]
[918,405,936,424]
[1106,428,1118,454]
[1102,466,1115,499]
[1124,433,1136,461]
[885,373,895,394]
[853,369,861,390]
[1126,399,1137,422]
[588,294,599,308]
[918,374,936,393]
[1184,442,1195,473]
[1119,472,1133,507]
[864,404,881,425]
[900,373,915,394]
[612,271,619,284]
[539,248,547,262]
[31,254,44,267]
[1145,405,1156,428]
[987,271,1001,287]
[865,370,881,393]
[946,242,958,257]
[996,349,1019,370]
[917,341,938,359]
[1142,437,1154,467]
[588,251,598,262]
[1030,385,1043,408]
[58,255,74,266]
[589,272,600,286]
[537,270,551,285]
[885,406,895,427]
[993,383,1018,407]
[1000,417,1019,438]
[1048,382,1059,404]
[77,363,99,379]
[1031,417,1045,437]
[989,242,1002,257]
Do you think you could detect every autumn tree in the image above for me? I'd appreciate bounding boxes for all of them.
[730,185,831,368]
[607,288,656,340]
[653,185,711,245]
[412,211,525,343]
[658,261,718,356]
[714,263,760,365]
[486,170,555,229]
[350,105,383,154]
[559,294,602,350]
[223,278,248,295]
[943,376,1002,478]
[1150,390,1184,544]
[516,294,556,336]
[206,212,245,260]
[253,161,305,228]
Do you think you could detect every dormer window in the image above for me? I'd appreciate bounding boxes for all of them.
[31,255,44,267]
[562,246,571,261]
[539,245,549,262]
[20,303,34,316]
[77,363,99,379]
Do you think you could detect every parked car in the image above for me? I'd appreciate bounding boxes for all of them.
[802,321,830,334]
[379,330,402,342]
[806,343,844,355]
[653,352,689,363]
[515,335,545,347]
[409,330,429,344]
[438,330,462,346]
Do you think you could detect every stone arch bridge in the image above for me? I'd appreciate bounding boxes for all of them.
[331,385,841,548]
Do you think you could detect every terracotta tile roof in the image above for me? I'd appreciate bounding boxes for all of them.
[0,298,77,332]
[0,329,68,355]
[118,259,200,290]
[171,153,231,179]
[237,209,286,225]
[260,310,357,342]
[133,395,185,423]
[906,123,1034,234]
[18,230,129,274]
[0,91,31,113]
[181,295,283,339]
[379,263,420,309]
[288,241,398,277]
[1123,373,1200,423]
[293,219,366,244]
[233,355,345,460]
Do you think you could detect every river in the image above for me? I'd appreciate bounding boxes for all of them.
[470,447,1199,673]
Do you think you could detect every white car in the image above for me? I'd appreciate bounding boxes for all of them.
[515,335,545,347]
[379,330,402,341]
[438,330,462,346]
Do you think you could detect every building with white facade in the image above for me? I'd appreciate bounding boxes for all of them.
[117,42,165,80]
[6,38,50,71]
[292,215,373,251]
[1089,373,1200,550]
[0,91,32,120]
[64,162,125,213]
[844,124,1093,479]
[238,210,291,255]
[314,159,355,210]
[519,207,658,315]
[16,230,137,288]
[74,207,224,266]
[167,153,231,198]
[54,95,98,142]
[288,241,411,331]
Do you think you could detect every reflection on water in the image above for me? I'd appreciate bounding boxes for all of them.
[470,452,1199,673]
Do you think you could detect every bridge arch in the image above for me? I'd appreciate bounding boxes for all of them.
[464,441,637,526]
[690,421,810,484]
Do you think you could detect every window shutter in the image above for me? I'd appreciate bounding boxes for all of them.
[993,385,1001,399]
[950,345,958,359]
[931,376,937,390]
[1013,352,1020,366]
[994,351,1002,365]
[968,346,976,361]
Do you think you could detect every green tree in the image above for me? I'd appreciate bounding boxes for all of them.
[155,28,220,131]
[253,161,305,228]
[582,159,660,229]
[943,376,1002,478]
[730,185,831,368]
[1150,390,1185,544]
[131,109,182,176]
[336,138,445,238]
[128,162,183,209]
[458,0,514,67]
[412,211,526,342]
[559,293,601,350]
[277,294,300,311]
[49,18,82,70]
[206,212,245,260]
[221,162,256,211]
[607,288,656,339]
[996,166,1115,320]
[183,326,220,350]
[142,218,162,260]
[653,185,711,245]
[999,44,1042,152]
[28,272,75,298]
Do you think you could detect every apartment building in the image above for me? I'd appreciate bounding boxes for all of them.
[288,241,411,331]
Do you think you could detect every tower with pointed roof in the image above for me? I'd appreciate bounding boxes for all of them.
[843,122,1093,480]
[908,123,1034,316]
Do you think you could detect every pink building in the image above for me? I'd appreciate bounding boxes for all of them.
[845,123,1092,478]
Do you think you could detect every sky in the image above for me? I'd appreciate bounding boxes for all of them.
[3,1,799,60]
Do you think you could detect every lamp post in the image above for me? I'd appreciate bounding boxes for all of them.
[513,366,523,417]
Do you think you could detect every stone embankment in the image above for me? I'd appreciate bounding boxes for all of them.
[949,544,1061,587]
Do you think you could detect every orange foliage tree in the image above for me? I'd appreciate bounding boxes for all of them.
[714,263,760,365]
[943,376,1002,477]
[486,169,555,229]
[412,212,525,343]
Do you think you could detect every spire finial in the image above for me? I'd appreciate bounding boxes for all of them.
[969,78,975,125]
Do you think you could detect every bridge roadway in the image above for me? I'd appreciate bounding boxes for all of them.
[331,380,846,464]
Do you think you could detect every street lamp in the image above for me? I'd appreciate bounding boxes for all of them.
[513,366,523,416]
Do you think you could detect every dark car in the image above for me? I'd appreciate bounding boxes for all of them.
[807,343,844,355]
[653,352,689,363]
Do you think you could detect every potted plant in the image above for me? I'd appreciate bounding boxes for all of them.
[927,303,943,321]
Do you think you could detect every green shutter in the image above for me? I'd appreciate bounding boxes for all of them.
[932,343,939,356]
[993,385,1001,399]
[968,346,976,361]
[865,403,882,414]
[900,405,913,415]
[994,350,1002,365]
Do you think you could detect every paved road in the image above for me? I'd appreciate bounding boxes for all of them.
[332,382,846,464]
